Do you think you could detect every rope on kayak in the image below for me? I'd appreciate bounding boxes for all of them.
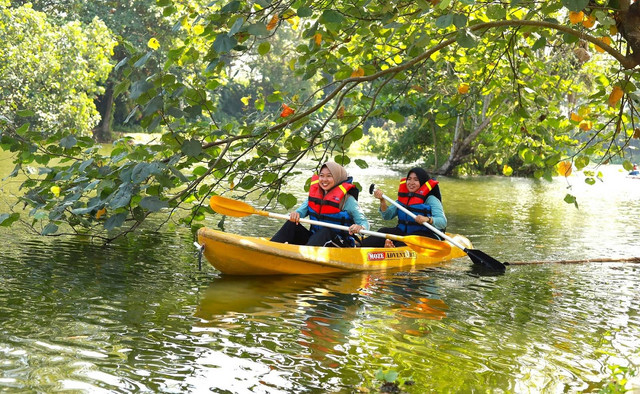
[193,242,205,271]
[507,257,640,265]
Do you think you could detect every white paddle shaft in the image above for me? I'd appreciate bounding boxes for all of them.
[378,193,466,251]
[265,211,409,242]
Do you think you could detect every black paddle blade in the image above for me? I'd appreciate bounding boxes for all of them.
[466,248,506,273]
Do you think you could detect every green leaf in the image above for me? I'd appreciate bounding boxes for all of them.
[109,184,133,209]
[16,109,35,117]
[334,155,350,165]
[278,193,297,209]
[248,23,268,36]
[140,196,168,212]
[452,14,467,28]
[258,42,271,55]
[297,6,313,17]
[41,222,58,235]
[435,14,453,29]
[320,10,344,24]
[255,98,265,111]
[221,1,240,13]
[532,36,547,50]
[562,33,579,44]
[457,29,478,48]
[563,193,579,208]
[387,112,405,124]
[562,0,589,12]
[575,155,589,170]
[15,123,29,136]
[355,159,369,169]
[213,35,237,53]
[60,135,77,149]
[0,213,20,227]
[131,163,151,184]
[143,96,163,116]
[113,80,130,99]
[181,139,202,157]
[104,212,127,231]
[130,80,154,100]
[486,5,507,19]
[229,17,245,36]
[133,51,153,68]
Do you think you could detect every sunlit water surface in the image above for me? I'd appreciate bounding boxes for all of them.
[1,154,639,392]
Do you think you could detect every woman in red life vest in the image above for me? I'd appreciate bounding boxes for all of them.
[270,161,370,247]
[360,167,446,248]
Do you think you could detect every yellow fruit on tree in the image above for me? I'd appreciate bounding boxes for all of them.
[595,36,611,53]
[608,86,624,107]
[457,83,469,94]
[570,112,583,122]
[582,15,596,28]
[569,11,584,24]
[579,120,592,131]
[557,161,572,177]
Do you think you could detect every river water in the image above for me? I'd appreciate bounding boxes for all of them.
[1,153,639,392]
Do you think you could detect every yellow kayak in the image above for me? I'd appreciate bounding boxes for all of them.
[196,227,473,275]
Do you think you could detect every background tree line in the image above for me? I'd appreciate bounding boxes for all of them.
[1,0,639,239]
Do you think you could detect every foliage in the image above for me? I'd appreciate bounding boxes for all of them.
[2,0,640,239]
[598,364,638,393]
[0,3,116,134]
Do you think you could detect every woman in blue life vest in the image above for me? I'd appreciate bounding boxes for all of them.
[360,167,446,248]
[270,161,370,247]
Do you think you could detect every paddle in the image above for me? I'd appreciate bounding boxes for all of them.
[209,195,451,257]
[369,184,507,272]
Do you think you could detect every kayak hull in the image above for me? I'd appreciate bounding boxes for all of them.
[197,228,472,275]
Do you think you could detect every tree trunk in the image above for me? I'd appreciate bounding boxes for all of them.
[435,97,509,175]
[93,81,114,143]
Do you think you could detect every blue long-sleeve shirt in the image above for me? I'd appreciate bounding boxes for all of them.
[379,195,447,231]
[295,196,370,230]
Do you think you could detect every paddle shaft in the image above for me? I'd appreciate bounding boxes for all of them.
[260,210,417,244]
[377,193,467,251]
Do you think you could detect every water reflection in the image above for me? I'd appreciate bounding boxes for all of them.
[2,153,640,392]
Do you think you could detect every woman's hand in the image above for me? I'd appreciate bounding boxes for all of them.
[348,224,363,235]
[373,189,387,211]
[415,215,433,225]
[289,211,300,224]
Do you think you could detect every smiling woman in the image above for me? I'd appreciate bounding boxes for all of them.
[362,167,446,247]
[269,161,370,248]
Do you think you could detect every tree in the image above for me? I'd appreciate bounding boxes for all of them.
[12,0,176,142]
[2,0,640,239]
[0,3,116,135]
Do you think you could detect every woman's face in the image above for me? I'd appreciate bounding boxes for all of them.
[406,172,422,193]
[318,167,336,192]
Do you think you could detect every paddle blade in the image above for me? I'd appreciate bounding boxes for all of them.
[209,196,255,217]
[466,248,506,272]
[403,235,451,257]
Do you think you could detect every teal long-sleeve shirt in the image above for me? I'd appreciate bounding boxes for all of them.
[295,196,370,230]
[379,195,447,231]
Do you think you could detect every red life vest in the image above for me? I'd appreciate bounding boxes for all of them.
[397,177,439,206]
[307,174,356,215]
[396,177,439,234]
